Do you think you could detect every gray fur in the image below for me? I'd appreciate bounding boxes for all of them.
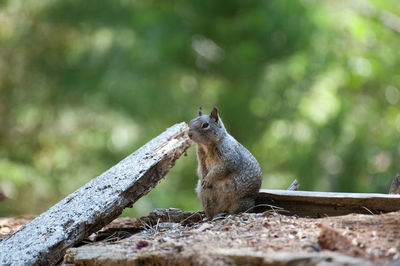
[188,107,262,219]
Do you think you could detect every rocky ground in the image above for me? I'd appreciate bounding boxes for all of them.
[2,209,399,265]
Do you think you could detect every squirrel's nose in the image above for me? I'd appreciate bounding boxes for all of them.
[188,131,193,139]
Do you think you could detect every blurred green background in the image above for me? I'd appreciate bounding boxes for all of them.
[1,0,399,217]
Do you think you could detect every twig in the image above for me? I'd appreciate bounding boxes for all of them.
[180,211,204,225]
[251,204,289,216]
[287,179,300,191]
[389,174,400,194]
[361,206,374,215]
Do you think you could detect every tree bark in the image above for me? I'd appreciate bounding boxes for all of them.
[0,122,192,266]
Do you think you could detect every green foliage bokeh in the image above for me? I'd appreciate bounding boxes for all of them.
[0,0,399,217]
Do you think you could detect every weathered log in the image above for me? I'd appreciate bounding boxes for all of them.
[0,122,192,266]
[256,189,400,217]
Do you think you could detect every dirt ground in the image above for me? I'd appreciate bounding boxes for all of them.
[0,215,36,241]
[2,210,400,265]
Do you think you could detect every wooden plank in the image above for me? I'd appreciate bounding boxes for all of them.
[0,122,192,266]
[256,189,400,217]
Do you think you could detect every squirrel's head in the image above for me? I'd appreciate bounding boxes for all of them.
[188,107,226,144]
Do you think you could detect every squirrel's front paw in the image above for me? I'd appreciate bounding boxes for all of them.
[201,178,213,189]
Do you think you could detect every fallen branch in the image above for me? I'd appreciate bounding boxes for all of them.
[0,122,192,266]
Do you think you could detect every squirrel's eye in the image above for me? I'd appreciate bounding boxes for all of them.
[201,122,209,129]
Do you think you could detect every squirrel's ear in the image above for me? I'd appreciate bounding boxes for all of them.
[210,107,219,122]
[198,107,203,116]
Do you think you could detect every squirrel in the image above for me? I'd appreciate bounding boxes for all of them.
[188,107,262,219]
